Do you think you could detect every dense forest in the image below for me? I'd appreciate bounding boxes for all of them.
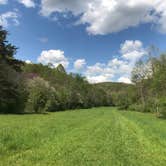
[0,27,165,118]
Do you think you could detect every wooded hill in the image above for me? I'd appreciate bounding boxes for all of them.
[0,26,165,118]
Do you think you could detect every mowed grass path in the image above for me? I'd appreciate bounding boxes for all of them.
[0,107,166,166]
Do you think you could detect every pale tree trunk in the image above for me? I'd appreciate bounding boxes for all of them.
[138,82,145,110]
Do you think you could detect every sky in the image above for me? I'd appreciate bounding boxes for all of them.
[0,0,166,83]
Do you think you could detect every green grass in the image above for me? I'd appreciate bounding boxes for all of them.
[0,107,166,166]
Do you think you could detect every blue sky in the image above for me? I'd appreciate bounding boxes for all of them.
[0,0,166,83]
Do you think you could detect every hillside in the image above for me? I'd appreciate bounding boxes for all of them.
[94,82,136,108]
[95,82,135,92]
[0,26,166,117]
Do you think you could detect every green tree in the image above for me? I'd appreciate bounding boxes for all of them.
[0,26,24,113]
[26,77,50,113]
[131,60,152,111]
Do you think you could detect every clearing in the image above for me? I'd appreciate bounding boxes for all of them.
[0,107,166,165]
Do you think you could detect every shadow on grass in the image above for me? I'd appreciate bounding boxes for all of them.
[0,112,49,115]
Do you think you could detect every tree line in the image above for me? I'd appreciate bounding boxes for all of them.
[0,27,165,118]
[96,49,166,118]
[0,26,111,113]
[130,53,166,117]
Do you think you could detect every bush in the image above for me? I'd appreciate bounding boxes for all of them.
[114,92,132,110]
[157,98,166,118]
[25,77,54,113]
[129,104,145,112]
[44,88,61,112]
[0,62,26,113]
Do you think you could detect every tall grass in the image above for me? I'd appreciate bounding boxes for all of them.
[0,107,166,165]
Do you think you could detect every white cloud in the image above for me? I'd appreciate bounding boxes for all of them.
[40,0,89,17]
[37,49,69,68]
[35,40,146,83]
[84,40,146,83]
[154,0,166,33]
[158,13,166,33]
[108,58,132,75]
[79,0,155,35]
[86,63,105,76]
[120,40,146,61]
[0,0,7,5]
[85,63,114,83]
[40,0,166,35]
[74,59,86,70]
[25,60,32,64]
[87,75,109,83]
[118,77,132,84]
[0,11,19,27]
[17,0,35,8]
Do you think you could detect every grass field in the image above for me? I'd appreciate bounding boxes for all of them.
[0,107,166,166]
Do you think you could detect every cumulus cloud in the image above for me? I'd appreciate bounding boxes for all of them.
[86,63,105,76]
[40,0,166,35]
[118,77,132,84]
[0,0,7,5]
[17,0,35,8]
[74,59,86,70]
[84,40,146,83]
[25,60,32,64]
[37,49,69,68]
[154,0,166,33]
[0,11,19,27]
[85,63,114,83]
[35,40,146,83]
[40,0,89,17]
[120,40,146,61]
[87,75,109,83]
[158,14,166,33]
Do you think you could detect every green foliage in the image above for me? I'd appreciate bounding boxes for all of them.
[95,82,136,109]
[25,77,57,113]
[0,27,24,113]
[56,64,66,73]
[129,103,146,112]
[0,73,25,113]
[46,94,60,112]
[1,26,165,117]
[156,97,166,118]
[151,54,166,96]
[130,54,166,117]
[0,26,23,72]
[22,63,112,112]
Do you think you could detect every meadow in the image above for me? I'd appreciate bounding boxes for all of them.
[0,107,166,166]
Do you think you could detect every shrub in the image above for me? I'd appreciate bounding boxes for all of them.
[0,62,26,113]
[129,104,145,112]
[157,97,166,118]
[44,88,61,112]
[25,77,52,113]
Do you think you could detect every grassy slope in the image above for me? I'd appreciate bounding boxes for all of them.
[0,107,166,166]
